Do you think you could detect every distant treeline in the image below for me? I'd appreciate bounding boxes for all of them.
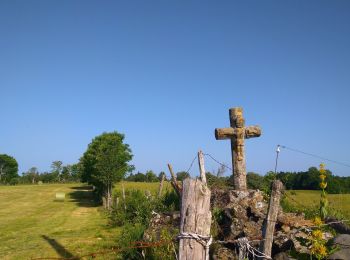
[0,154,80,185]
[110,167,350,194]
[2,151,349,194]
[247,167,350,194]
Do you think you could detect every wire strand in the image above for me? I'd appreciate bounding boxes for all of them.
[280,145,350,168]
[203,153,232,171]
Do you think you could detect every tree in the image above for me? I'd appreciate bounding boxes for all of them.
[145,170,158,182]
[61,165,70,183]
[0,154,18,184]
[215,164,226,177]
[80,132,133,209]
[24,167,39,184]
[247,172,264,190]
[176,171,190,181]
[51,161,63,182]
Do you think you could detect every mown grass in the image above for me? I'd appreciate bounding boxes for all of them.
[0,181,169,259]
[0,183,119,259]
[284,190,350,219]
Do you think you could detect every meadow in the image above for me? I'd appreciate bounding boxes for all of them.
[2,183,349,259]
[284,190,350,219]
[0,182,167,259]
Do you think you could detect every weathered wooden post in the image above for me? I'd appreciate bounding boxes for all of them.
[158,172,165,198]
[260,180,284,259]
[122,183,126,211]
[215,107,261,190]
[167,163,181,196]
[178,151,212,260]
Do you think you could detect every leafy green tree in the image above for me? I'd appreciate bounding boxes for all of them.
[247,172,264,190]
[0,154,18,184]
[80,132,133,209]
[51,161,63,182]
[24,167,39,184]
[176,171,190,181]
[70,163,81,182]
[61,165,70,183]
[145,170,158,182]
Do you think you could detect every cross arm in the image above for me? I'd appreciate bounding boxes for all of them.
[245,125,262,139]
[215,127,234,140]
[215,125,261,140]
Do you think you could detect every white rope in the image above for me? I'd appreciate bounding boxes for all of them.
[177,232,212,260]
[237,237,273,260]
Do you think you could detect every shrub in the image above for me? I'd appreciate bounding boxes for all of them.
[158,189,180,212]
[110,190,153,226]
[144,228,178,260]
[117,223,146,259]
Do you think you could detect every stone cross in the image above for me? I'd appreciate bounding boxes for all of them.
[215,107,261,190]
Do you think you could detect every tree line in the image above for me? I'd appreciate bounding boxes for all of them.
[2,131,350,211]
[0,155,81,185]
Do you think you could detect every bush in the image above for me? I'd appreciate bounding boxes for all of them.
[110,190,153,226]
[117,223,146,259]
[143,228,178,260]
[9,177,19,185]
[157,189,180,212]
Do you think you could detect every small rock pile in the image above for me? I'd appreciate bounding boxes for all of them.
[144,187,350,259]
[211,188,334,259]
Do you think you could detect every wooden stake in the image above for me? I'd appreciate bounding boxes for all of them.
[122,183,126,211]
[167,163,181,196]
[158,172,165,198]
[260,180,284,258]
[198,150,207,185]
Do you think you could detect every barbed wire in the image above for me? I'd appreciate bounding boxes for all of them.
[279,145,350,168]
[185,154,198,174]
[31,239,173,260]
[203,153,232,171]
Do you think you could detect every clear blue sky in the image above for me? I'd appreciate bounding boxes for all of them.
[1,1,350,177]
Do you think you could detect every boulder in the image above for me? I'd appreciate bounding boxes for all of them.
[328,234,350,260]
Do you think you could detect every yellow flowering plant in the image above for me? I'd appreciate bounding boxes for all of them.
[309,217,328,260]
[319,163,329,220]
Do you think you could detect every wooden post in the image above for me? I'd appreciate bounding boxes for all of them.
[167,163,181,196]
[179,151,212,260]
[260,180,284,259]
[158,172,165,198]
[215,107,261,190]
[198,150,207,185]
[122,183,126,211]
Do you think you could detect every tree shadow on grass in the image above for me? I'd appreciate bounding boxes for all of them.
[70,185,93,190]
[69,186,99,207]
[42,235,76,259]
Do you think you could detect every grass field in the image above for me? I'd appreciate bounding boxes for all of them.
[284,190,350,219]
[0,181,167,260]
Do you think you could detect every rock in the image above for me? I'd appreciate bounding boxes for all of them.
[211,188,267,241]
[328,249,350,260]
[331,234,350,248]
[326,217,350,235]
[211,244,238,260]
[327,234,350,259]
[273,252,296,260]
[273,231,294,253]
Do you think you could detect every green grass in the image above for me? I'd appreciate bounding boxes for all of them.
[114,181,171,196]
[284,190,350,219]
[0,181,170,259]
[0,183,119,259]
